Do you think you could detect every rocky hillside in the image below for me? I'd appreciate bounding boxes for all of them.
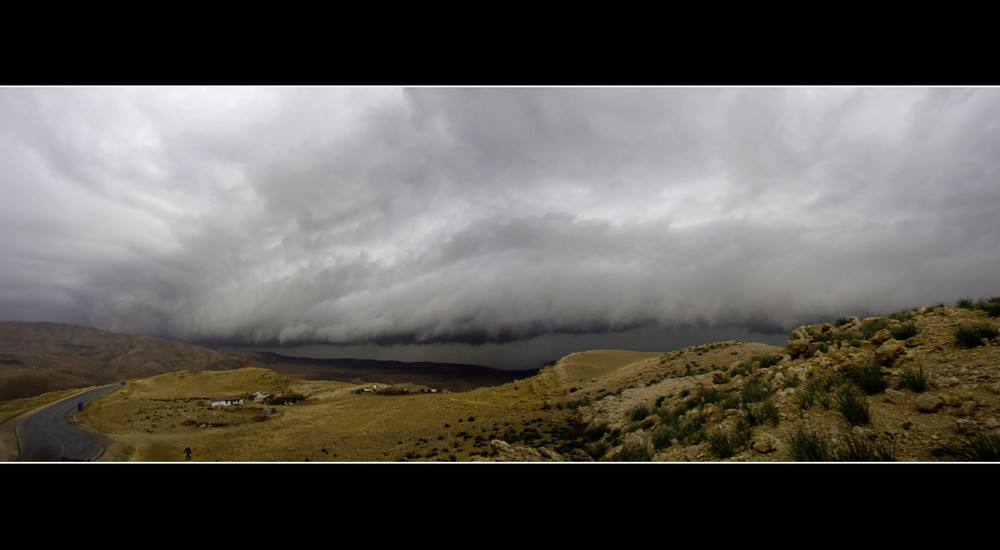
[517,299,1000,461]
[0,322,253,400]
[8,299,1000,462]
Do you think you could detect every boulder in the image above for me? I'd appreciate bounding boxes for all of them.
[875,340,907,366]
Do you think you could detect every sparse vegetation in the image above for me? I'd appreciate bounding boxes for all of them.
[831,330,861,348]
[758,354,780,369]
[787,427,831,461]
[954,323,998,348]
[707,418,752,459]
[629,404,650,421]
[890,321,921,340]
[834,385,871,427]
[899,363,929,392]
[933,430,1000,461]
[787,427,895,461]
[741,378,770,403]
[782,374,801,388]
[860,318,890,339]
[730,361,753,377]
[743,398,780,427]
[848,360,887,395]
[974,296,1000,317]
[831,432,896,462]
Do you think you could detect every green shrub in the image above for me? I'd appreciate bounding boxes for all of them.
[973,297,1000,317]
[788,427,893,462]
[744,398,780,427]
[707,428,738,459]
[730,361,753,377]
[933,430,1000,461]
[707,418,752,459]
[890,321,921,340]
[889,310,914,322]
[956,298,975,309]
[848,360,888,395]
[720,395,742,410]
[835,385,871,426]
[796,374,842,410]
[787,427,831,461]
[653,408,707,447]
[630,404,650,421]
[955,323,999,348]
[811,331,832,343]
[831,433,896,462]
[832,330,861,348]
[741,378,770,403]
[712,371,731,385]
[782,374,801,388]
[698,387,728,406]
[899,363,929,392]
[651,425,676,450]
[794,387,816,410]
[835,317,853,327]
[583,425,608,442]
[588,440,609,460]
[860,318,889,339]
[758,354,780,369]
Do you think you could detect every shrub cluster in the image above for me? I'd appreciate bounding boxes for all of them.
[741,378,770,403]
[956,296,1000,317]
[834,385,871,427]
[787,427,895,461]
[899,363,930,392]
[848,360,887,395]
[954,323,999,348]
[890,321,921,340]
[707,418,752,459]
[933,430,1000,461]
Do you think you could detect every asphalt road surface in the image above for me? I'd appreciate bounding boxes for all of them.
[15,385,120,462]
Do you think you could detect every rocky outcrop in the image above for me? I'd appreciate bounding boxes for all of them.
[564,303,1000,462]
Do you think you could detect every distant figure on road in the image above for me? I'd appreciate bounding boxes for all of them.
[184,447,192,461]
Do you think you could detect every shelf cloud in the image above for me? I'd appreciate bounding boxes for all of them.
[2,86,998,361]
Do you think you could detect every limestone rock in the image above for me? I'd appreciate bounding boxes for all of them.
[752,433,778,453]
[875,340,907,367]
[884,388,907,405]
[871,329,893,346]
[915,393,944,412]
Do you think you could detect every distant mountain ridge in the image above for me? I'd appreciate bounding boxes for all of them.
[0,321,537,400]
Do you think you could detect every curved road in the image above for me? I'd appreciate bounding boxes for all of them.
[15,385,120,462]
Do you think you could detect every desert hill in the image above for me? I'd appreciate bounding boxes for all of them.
[5,298,1000,462]
[0,321,252,400]
[0,321,533,401]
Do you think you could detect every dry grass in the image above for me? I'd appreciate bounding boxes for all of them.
[77,367,573,462]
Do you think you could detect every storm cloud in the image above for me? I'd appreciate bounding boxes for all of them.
[2,86,998,360]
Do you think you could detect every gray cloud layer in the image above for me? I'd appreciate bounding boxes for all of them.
[2,87,998,351]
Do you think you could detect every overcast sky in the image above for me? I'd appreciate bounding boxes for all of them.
[2,87,998,367]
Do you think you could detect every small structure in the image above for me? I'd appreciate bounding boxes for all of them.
[252,391,272,403]
[210,397,244,408]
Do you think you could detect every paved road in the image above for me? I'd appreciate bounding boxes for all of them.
[15,385,120,462]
